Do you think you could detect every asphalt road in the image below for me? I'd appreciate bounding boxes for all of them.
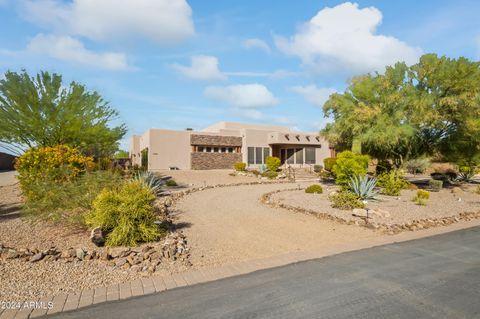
[50,226,480,319]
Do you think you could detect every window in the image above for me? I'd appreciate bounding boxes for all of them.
[206,147,212,152]
[228,147,234,153]
[248,147,255,164]
[263,148,270,163]
[255,147,263,164]
[198,146,205,152]
[305,147,315,164]
[221,147,226,153]
[213,147,219,152]
[286,149,294,164]
[295,148,303,164]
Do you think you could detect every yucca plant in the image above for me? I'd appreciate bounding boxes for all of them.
[132,171,165,196]
[348,175,378,200]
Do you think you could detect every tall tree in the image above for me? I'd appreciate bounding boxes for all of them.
[0,70,126,157]
[322,54,480,166]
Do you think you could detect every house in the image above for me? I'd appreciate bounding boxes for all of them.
[129,122,333,170]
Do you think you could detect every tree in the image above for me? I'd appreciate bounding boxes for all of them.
[0,70,126,157]
[322,54,480,166]
[114,150,130,159]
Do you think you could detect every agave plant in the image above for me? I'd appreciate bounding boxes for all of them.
[132,171,165,196]
[348,175,378,200]
[457,166,476,182]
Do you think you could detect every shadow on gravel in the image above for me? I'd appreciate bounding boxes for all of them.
[0,203,22,221]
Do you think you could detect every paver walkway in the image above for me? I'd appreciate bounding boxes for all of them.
[47,226,480,319]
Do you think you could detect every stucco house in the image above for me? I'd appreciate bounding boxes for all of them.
[129,122,333,170]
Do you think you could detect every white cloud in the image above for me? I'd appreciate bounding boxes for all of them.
[225,69,299,79]
[275,2,422,74]
[204,84,278,108]
[291,85,336,107]
[20,0,194,44]
[27,34,129,70]
[172,55,226,81]
[243,38,271,53]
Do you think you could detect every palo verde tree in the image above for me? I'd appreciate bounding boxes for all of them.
[322,54,480,166]
[0,70,126,157]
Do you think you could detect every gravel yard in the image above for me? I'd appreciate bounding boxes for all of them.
[269,185,480,226]
[155,169,263,188]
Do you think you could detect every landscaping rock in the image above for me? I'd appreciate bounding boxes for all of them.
[76,248,86,260]
[30,252,44,263]
[90,227,105,247]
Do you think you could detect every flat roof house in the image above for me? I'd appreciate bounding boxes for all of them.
[129,122,333,170]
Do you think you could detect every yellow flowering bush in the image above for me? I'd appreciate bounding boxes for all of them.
[15,145,93,187]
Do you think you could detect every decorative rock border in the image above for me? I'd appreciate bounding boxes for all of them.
[260,188,480,235]
[0,232,190,273]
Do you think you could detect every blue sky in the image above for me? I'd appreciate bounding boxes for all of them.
[1,0,479,150]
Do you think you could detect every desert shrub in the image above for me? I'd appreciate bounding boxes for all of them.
[305,184,323,194]
[323,157,337,172]
[22,171,122,224]
[429,179,443,192]
[263,171,278,179]
[375,160,393,175]
[234,162,247,171]
[413,189,430,206]
[457,165,478,182]
[329,191,365,210]
[313,165,323,173]
[86,181,163,246]
[377,170,410,196]
[258,164,267,174]
[165,179,177,187]
[319,170,332,180]
[132,171,166,195]
[332,151,370,186]
[15,145,93,189]
[348,175,378,200]
[266,156,281,172]
[404,158,430,175]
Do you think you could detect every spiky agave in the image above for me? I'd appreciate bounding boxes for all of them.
[348,175,378,200]
[132,171,165,196]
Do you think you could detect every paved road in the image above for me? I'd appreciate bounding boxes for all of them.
[51,227,480,319]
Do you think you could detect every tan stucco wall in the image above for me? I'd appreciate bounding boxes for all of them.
[147,129,192,170]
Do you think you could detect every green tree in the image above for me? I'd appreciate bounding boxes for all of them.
[0,70,126,157]
[114,150,130,159]
[322,54,480,166]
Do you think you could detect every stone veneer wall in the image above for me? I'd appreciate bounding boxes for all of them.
[191,152,242,170]
[190,134,242,147]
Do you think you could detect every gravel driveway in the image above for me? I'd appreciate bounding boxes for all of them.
[0,170,17,187]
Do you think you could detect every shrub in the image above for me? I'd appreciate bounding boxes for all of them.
[348,175,378,200]
[329,191,365,210]
[86,181,164,246]
[132,171,166,195]
[165,179,177,187]
[305,184,323,194]
[429,179,443,192]
[266,156,281,172]
[331,151,370,186]
[323,157,337,172]
[263,171,278,179]
[313,165,323,173]
[258,164,267,174]
[375,160,393,175]
[15,145,93,188]
[22,171,122,224]
[457,165,477,182]
[413,189,430,206]
[431,172,456,183]
[234,162,247,171]
[377,170,410,196]
[404,158,430,175]
[319,170,332,180]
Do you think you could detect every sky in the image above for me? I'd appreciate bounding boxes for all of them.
[1,0,479,150]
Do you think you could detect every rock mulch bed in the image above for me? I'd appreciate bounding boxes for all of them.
[262,185,480,235]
